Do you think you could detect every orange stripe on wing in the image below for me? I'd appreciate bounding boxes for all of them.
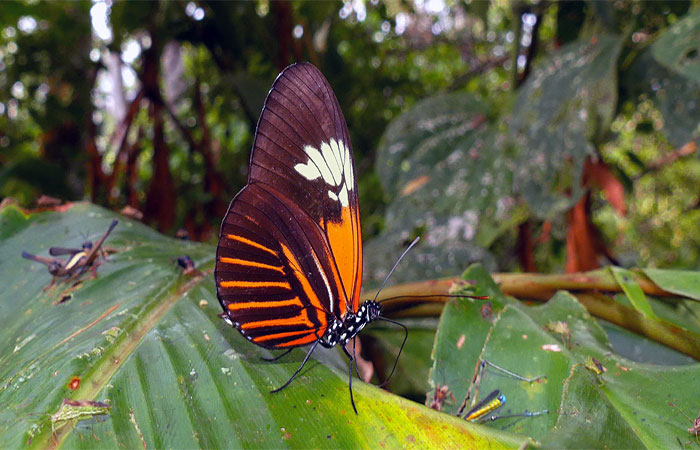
[280,243,326,317]
[274,332,320,347]
[240,308,313,330]
[253,328,313,343]
[227,297,303,311]
[226,234,278,257]
[219,257,285,274]
[219,280,290,289]
[324,205,359,316]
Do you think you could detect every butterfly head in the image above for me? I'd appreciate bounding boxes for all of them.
[359,300,382,323]
[319,301,383,348]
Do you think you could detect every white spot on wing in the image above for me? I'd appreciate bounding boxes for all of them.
[307,144,335,183]
[295,160,321,181]
[338,188,349,206]
[343,142,354,187]
[322,141,342,184]
[294,138,354,207]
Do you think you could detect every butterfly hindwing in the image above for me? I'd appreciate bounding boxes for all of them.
[217,183,346,348]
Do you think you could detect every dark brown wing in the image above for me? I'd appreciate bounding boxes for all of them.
[248,63,362,317]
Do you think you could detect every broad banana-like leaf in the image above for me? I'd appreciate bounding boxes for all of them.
[0,203,528,449]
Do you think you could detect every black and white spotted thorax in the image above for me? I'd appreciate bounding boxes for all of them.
[320,300,382,348]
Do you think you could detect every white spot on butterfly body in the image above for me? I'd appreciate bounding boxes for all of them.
[294,138,354,207]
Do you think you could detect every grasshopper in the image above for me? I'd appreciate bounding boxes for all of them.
[456,359,548,423]
[50,399,112,434]
[22,219,118,286]
[27,398,112,445]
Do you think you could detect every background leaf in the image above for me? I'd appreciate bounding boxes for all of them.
[623,48,700,148]
[610,266,658,320]
[367,92,518,285]
[427,265,700,447]
[643,268,700,301]
[652,9,700,84]
[510,34,623,219]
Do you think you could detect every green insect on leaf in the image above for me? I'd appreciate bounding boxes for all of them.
[50,399,112,433]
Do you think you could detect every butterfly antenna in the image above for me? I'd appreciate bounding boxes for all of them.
[374,237,420,303]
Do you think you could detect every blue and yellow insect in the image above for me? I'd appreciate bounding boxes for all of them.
[458,360,548,423]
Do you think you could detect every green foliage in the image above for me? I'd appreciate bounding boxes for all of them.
[363,4,700,276]
[368,91,515,284]
[652,8,700,84]
[430,265,700,448]
[0,2,93,201]
[510,33,623,218]
[0,203,529,449]
[3,205,700,447]
[596,95,700,267]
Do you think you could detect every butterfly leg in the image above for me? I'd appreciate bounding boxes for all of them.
[349,338,363,380]
[270,340,319,394]
[377,317,408,388]
[342,345,359,414]
[261,348,293,362]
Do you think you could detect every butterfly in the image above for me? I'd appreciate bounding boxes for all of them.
[215,62,401,414]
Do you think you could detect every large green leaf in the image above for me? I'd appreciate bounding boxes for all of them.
[0,203,529,449]
[368,92,520,285]
[428,265,700,447]
[652,8,700,84]
[510,33,623,219]
[365,34,625,286]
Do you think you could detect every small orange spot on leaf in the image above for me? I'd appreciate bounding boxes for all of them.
[68,376,81,390]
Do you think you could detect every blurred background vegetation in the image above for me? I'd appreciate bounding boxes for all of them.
[1,0,699,285]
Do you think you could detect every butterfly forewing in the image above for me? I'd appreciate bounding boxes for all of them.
[252,64,361,314]
[217,63,362,338]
